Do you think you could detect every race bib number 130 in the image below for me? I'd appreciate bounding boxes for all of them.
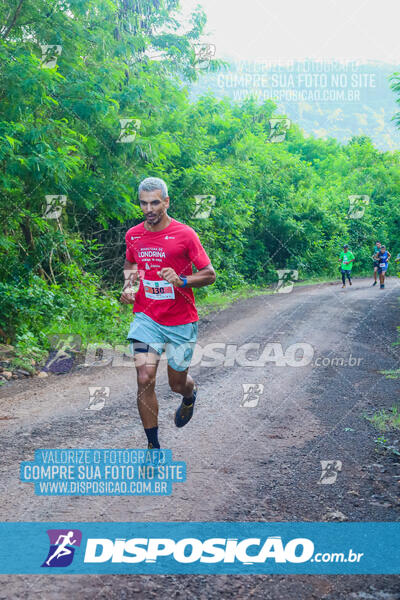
[143,279,175,300]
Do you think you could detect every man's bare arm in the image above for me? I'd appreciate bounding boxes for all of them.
[182,263,216,288]
[158,263,216,288]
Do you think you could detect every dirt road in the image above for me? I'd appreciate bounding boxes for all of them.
[1,278,399,599]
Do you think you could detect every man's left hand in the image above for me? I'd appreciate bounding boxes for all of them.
[157,267,183,287]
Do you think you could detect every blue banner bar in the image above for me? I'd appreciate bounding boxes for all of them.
[0,522,398,574]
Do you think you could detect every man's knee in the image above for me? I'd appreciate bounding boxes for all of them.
[137,369,156,391]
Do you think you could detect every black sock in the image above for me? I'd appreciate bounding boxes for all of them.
[183,385,197,406]
[145,427,160,449]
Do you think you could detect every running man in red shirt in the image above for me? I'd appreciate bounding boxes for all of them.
[120,177,216,449]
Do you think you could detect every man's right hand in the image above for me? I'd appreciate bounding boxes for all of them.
[120,286,137,304]
[121,262,142,304]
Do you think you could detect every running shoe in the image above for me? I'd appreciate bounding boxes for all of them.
[174,385,198,428]
[372,281,377,286]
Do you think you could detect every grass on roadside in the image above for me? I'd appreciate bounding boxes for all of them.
[381,369,400,379]
[365,405,400,432]
[364,405,400,457]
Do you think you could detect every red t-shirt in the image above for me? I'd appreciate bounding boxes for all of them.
[125,218,211,325]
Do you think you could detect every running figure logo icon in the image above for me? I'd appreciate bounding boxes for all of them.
[318,460,342,485]
[44,194,67,220]
[192,43,216,69]
[116,118,141,143]
[275,270,298,293]
[348,195,369,219]
[241,383,264,407]
[40,45,62,69]
[41,530,82,568]
[192,195,216,219]
[268,118,291,143]
[87,386,110,411]
[43,334,82,374]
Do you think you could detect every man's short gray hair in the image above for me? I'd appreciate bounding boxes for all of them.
[138,177,168,199]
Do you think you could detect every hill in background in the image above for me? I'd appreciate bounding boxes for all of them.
[190,59,400,151]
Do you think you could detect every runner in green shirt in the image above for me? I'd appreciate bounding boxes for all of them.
[338,244,355,288]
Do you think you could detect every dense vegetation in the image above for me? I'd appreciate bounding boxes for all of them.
[1,0,400,366]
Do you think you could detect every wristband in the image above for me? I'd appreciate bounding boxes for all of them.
[179,275,188,288]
